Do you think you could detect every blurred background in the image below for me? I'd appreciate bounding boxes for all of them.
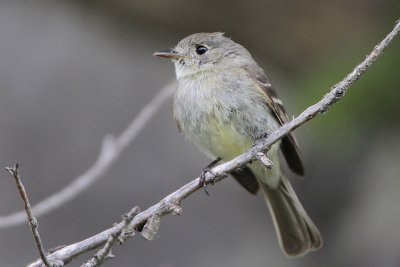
[0,1,399,266]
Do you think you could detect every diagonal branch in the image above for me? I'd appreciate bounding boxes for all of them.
[0,81,175,229]
[81,206,140,267]
[27,20,400,267]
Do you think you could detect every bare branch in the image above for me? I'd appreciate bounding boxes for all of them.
[81,206,140,267]
[5,164,52,267]
[27,20,400,267]
[0,82,175,229]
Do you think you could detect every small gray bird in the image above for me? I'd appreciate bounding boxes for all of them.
[154,32,322,257]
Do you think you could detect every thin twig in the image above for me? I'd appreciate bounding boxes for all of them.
[81,206,140,267]
[27,20,400,267]
[255,152,273,169]
[0,82,175,229]
[141,215,161,241]
[5,164,52,267]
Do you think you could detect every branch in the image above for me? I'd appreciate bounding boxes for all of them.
[81,206,140,267]
[27,20,400,266]
[5,164,53,267]
[0,81,175,229]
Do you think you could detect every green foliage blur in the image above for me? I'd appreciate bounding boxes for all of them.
[297,27,399,151]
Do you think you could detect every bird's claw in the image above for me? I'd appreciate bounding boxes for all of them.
[199,158,221,196]
[255,132,269,143]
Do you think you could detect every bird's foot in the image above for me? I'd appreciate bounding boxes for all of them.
[255,132,269,143]
[199,158,221,196]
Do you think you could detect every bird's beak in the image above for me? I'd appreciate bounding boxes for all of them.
[153,49,187,59]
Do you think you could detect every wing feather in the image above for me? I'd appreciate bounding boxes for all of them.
[247,68,304,176]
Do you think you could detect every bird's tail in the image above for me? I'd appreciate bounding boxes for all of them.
[259,176,323,257]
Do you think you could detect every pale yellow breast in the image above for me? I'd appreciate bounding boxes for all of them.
[206,116,253,161]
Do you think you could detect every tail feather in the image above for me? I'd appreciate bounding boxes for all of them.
[260,177,322,257]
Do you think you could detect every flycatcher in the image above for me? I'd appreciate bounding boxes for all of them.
[154,32,322,257]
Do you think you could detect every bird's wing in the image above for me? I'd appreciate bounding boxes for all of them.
[247,68,304,176]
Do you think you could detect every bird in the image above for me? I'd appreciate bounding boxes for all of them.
[154,32,322,257]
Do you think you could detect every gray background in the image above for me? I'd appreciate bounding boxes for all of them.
[0,1,399,266]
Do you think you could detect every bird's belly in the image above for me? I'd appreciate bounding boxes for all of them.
[192,116,254,161]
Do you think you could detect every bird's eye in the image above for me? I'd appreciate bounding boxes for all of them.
[195,45,208,55]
